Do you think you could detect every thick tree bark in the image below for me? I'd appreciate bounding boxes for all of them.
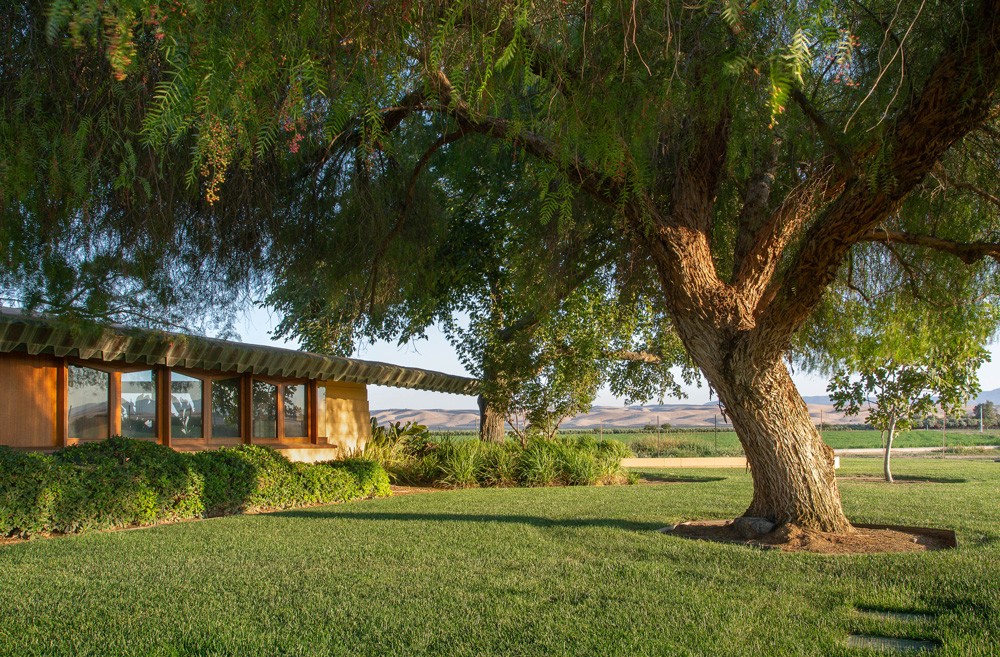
[478,394,506,443]
[679,327,852,532]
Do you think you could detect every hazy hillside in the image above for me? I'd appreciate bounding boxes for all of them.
[372,388,1000,431]
[373,400,853,430]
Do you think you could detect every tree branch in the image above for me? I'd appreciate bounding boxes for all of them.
[424,70,624,204]
[790,87,854,174]
[755,0,1000,353]
[859,230,1000,264]
[605,349,664,364]
[365,128,467,313]
[932,164,1000,210]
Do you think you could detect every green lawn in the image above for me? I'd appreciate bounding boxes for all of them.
[1,458,998,656]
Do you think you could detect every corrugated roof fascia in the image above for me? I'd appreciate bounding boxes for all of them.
[0,308,479,395]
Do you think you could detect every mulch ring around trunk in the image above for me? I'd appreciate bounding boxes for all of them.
[660,520,956,554]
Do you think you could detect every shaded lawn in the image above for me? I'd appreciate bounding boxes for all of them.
[0,458,997,656]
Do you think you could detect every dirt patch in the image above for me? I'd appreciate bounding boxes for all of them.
[663,520,956,554]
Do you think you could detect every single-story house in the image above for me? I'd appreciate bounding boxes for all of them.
[0,308,478,461]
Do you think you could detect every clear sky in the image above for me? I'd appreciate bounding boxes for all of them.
[237,306,1000,411]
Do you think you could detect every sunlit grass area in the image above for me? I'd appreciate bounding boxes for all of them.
[1,458,997,656]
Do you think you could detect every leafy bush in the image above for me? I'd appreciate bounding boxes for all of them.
[187,448,259,515]
[0,448,66,537]
[54,437,205,527]
[0,438,392,538]
[325,458,393,499]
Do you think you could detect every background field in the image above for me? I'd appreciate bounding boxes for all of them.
[1,457,998,656]
[431,429,1000,457]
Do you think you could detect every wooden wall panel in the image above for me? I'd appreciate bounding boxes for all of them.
[319,382,371,454]
[0,355,59,448]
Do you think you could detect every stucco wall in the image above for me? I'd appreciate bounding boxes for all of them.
[320,381,371,455]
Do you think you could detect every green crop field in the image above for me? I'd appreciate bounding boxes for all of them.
[1,457,998,656]
[432,429,1000,458]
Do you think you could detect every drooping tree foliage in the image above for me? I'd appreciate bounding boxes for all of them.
[4,0,1000,531]
[266,143,693,440]
[826,299,992,482]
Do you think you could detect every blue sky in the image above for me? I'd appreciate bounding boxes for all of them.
[238,306,1000,411]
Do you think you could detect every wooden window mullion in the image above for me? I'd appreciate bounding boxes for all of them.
[307,380,318,445]
[241,375,253,444]
[158,367,172,447]
[110,371,122,437]
[203,379,213,442]
[56,359,68,447]
[275,384,285,441]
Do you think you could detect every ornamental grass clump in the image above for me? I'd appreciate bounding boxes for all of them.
[435,441,483,489]
[517,440,562,487]
[356,421,634,489]
[478,442,520,487]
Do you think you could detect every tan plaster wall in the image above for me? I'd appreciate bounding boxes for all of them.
[319,381,371,455]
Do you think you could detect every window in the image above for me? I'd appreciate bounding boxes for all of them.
[252,381,277,439]
[68,365,109,440]
[171,373,204,439]
[121,370,157,439]
[283,384,307,438]
[212,377,241,438]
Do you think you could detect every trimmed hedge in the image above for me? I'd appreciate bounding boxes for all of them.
[0,437,391,538]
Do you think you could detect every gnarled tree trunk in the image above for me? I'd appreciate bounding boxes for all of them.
[677,320,852,532]
[710,358,849,532]
[478,394,506,443]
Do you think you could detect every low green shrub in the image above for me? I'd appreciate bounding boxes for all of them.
[324,458,393,499]
[54,437,205,528]
[0,438,392,538]
[187,448,259,515]
[0,448,66,537]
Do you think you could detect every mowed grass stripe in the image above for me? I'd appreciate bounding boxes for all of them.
[0,459,997,656]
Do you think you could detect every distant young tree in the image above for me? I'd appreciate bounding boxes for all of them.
[828,298,992,482]
[972,401,998,429]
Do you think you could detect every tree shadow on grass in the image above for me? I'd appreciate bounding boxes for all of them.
[840,474,968,484]
[272,510,667,533]
[894,475,967,484]
[639,474,726,484]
